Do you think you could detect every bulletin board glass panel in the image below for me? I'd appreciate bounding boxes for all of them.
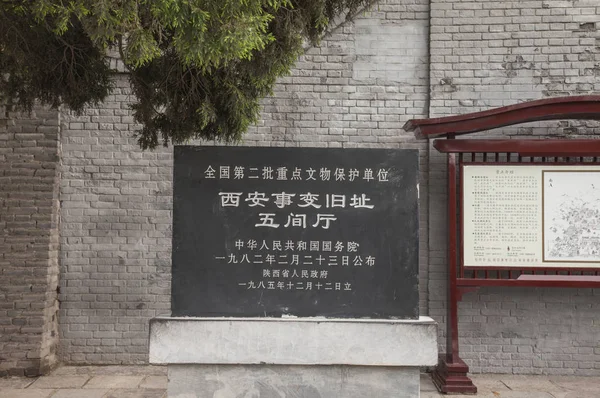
[462,164,600,268]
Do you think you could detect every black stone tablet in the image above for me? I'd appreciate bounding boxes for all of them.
[172,146,419,319]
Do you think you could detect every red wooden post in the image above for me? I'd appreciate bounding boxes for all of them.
[431,152,477,394]
[447,152,459,363]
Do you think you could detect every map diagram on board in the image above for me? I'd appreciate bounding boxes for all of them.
[543,171,600,262]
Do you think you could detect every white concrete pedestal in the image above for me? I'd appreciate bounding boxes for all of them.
[149,316,438,398]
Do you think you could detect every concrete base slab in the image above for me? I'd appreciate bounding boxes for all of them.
[150,316,438,366]
[168,364,420,398]
[150,317,438,398]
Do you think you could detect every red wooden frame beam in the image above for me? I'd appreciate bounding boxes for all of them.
[457,277,600,288]
[403,95,600,139]
[434,139,600,157]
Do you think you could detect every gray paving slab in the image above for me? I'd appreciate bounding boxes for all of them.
[103,389,166,398]
[2,369,600,398]
[49,389,109,398]
[0,378,37,390]
[83,375,145,389]
[29,376,89,389]
[448,393,555,398]
[139,375,168,389]
[469,374,512,393]
[49,366,94,376]
[420,374,439,392]
[0,390,54,398]
[50,366,167,377]
[498,375,565,392]
[550,392,597,398]
[420,392,443,398]
[420,373,596,397]
[549,375,600,393]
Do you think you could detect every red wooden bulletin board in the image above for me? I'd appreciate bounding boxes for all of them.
[404,96,600,394]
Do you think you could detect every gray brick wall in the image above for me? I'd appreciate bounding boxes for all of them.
[58,76,172,364]
[57,0,430,364]
[0,106,61,376]
[428,0,600,375]
[51,0,600,375]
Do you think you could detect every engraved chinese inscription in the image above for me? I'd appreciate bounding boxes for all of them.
[464,164,600,268]
[171,147,419,319]
[543,171,600,262]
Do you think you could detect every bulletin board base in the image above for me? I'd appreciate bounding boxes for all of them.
[432,355,477,395]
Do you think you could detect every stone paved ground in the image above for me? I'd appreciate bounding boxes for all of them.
[1,366,599,397]
[0,366,167,398]
[420,373,600,398]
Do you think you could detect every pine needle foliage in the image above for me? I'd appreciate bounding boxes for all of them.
[0,0,374,148]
